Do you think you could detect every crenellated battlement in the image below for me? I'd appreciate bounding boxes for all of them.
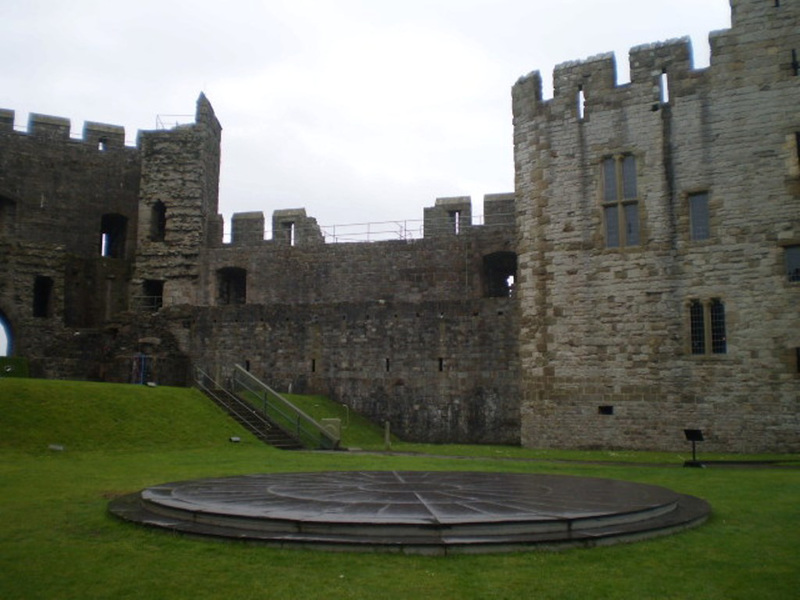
[0,92,219,151]
[513,38,704,121]
[0,108,132,150]
[513,0,799,122]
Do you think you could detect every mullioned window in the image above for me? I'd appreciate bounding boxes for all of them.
[601,154,639,248]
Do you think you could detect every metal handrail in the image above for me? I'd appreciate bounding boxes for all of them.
[132,295,163,311]
[231,365,339,450]
[194,366,275,434]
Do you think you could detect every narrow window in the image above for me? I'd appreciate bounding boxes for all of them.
[689,192,710,241]
[98,137,107,152]
[659,71,670,104]
[0,196,16,237]
[710,299,727,354]
[217,267,247,305]
[577,87,586,121]
[33,276,53,318]
[150,201,166,242]
[100,214,127,258]
[604,205,620,248]
[385,358,390,372]
[621,155,637,199]
[624,204,640,246]
[796,348,800,374]
[690,299,727,356]
[792,49,799,77]
[142,280,164,311]
[0,313,11,356]
[282,221,296,246]
[601,154,639,248]
[311,358,316,373]
[795,132,800,169]
[786,245,800,281]
[438,357,444,372]
[449,210,461,235]
[690,300,705,355]
[483,251,517,297]
[602,158,617,202]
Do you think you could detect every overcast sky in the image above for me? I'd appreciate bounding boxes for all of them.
[0,0,731,355]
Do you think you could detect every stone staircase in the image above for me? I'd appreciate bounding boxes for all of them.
[195,372,303,450]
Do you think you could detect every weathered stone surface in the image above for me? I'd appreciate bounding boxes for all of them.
[1,0,797,450]
[513,0,799,452]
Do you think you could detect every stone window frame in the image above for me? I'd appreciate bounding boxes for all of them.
[99,213,128,259]
[150,201,167,242]
[33,275,54,318]
[600,153,640,249]
[783,244,800,282]
[217,267,247,305]
[141,279,165,311]
[688,191,711,241]
[0,195,17,237]
[688,298,727,357]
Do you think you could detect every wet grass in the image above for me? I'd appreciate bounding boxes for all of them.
[1,378,798,599]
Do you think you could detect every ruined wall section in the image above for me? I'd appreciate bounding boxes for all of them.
[134,94,222,308]
[0,111,140,372]
[513,0,800,452]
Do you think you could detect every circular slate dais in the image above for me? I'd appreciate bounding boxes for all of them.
[109,471,710,554]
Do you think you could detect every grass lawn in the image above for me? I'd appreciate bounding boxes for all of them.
[1,378,798,599]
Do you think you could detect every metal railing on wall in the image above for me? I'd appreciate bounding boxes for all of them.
[219,211,517,245]
[231,365,340,450]
[320,219,424,243]
[132,295,163,312]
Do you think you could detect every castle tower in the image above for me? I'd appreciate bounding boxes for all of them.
[512,0,800,451]
[133,94,223,308]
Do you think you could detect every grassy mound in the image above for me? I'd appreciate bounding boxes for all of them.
[284,393,393,449]
[0,378,256,452]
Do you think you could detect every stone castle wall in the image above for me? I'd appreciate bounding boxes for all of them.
[512,0,800,452]
[0,0,797,450]
[188,217,520,443]
[0,96,519,443]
